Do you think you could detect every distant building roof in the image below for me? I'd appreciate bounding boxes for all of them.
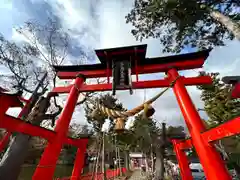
[129,152,143,158]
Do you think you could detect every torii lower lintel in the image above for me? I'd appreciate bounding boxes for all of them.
[52,76,212,94]
[0,114,89,147]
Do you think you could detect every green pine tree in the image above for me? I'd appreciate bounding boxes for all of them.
[197,71,240,127]
[126,0,240,53]
[197,71,240,177]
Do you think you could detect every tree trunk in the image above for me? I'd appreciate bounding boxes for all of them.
[0,97,50,180]
[144,153,149,172]
[154,148,164,180]
[154,123,166,180]
[0,134,31,180]
[124,150,130,171]
[151,144,154,173]
[210,10,240,40]
[102,132,106,180]
[117,147,122,175]
[108,151,114,168]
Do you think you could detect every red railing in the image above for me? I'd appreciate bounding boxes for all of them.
[54,168,127,180]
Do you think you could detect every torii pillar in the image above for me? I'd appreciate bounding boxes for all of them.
[33,74,85,180]
[167,68,231,180]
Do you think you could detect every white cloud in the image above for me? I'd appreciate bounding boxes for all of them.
[11,28,29,43]
[2,0,240,130]
[204,40,240,77]
[6,107,22,118]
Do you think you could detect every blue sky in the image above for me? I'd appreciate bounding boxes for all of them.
[1,0,240,128]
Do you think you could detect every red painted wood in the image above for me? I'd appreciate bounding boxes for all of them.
[1,115,56,141]
[33,76,85,180]
[0,132,12,152]
[0,95,22,113]
[176,117,240,151]
[71,139,88,180]
[168,68,231,180]
[52,76,212,94]
[172,140,193,180]
[202,116,240,143]
[0,114,87,147]
[178,139,193,150]
[55,168,127,180]
[64,137,88,147]
[0,95,30,152]
[232,83,240,99]
[56,59,205,79]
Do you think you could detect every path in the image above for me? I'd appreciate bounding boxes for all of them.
[128,170,147,180]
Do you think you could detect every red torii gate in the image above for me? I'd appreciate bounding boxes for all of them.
[172,75,240,180]
[173,116,240,180]
[0,44,235,180]
[49,44,230,180]
[0,87,23,151]
[0,89,89,179]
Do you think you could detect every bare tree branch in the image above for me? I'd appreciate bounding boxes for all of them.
[0,35,48,93]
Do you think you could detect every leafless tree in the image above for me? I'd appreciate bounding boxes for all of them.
[0,34,48,94]
[15,18,70,111]
[0,18,80,180]
[0,16,103,179]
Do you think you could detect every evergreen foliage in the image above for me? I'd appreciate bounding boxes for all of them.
[126,0,240,53]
